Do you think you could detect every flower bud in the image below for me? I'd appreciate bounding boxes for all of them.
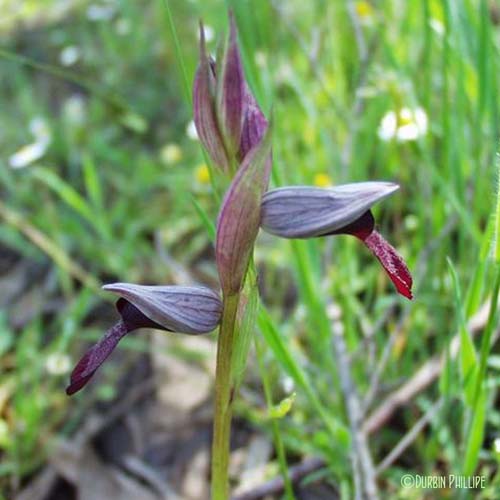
[239,84,268,161]
[216,11,245,158]
[193,23,230,172]
[192,13,267,174]
[66,284,222,395]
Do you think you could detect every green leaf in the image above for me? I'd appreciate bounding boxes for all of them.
[439,349,452,397]
[258,306,349,447]
[493,155,500,263]
[463,387,487,475]
[191,195,216,242]
[0,313,14,357]
[32,166,109,240]
[32,167,93,224]
[447,258,477,406]
[119,112,148,133]
[232,266,259,389]
[82,155,103,210]
[269,392,296,419]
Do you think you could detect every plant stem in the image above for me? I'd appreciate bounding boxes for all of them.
[212,292,240,500]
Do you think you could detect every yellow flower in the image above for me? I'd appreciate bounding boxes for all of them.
[303,122,316,146]
[0,419,10,447]
[355,1,374,19]
[313,173,333,188]
[392,332,407,359]
[195,163,211,184]
[160,143,182,165]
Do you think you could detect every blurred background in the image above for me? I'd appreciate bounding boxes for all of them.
[1,0,500,498]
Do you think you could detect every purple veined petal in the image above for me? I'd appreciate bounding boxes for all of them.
[66,285,223,395]
[239,83,268,161]
[103,283,223,334]
[193,22,230,173]
[216,123,273,295]
[216,11,245,159]
[66,299,165,395]
[260,182,399,238]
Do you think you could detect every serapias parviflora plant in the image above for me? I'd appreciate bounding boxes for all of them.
[66,12,413,500]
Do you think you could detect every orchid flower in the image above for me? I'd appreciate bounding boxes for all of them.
[260,182,413,299]
[66,283,222,395]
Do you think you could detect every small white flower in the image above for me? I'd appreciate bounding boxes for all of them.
[186,120,199,141]
[9,117,51,169]
[29,117,51,142]
[63,95,87,125]
[9,143,48,169]
[332,321,344,335]
[429,18,445,36]
[378,107,428,142]
[326,302,342,321]
[87,3,116,21]
[280,375,295,394]
[115,18,131,36]
[295,304,307,321]
[198,24,214,43]
[255,51,267,68]
[275,62,293,84]
[45,352,72,375]
[59,45,80,67]
[160,143,183,165]
[494,437,500,454]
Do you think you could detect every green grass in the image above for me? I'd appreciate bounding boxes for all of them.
[1,0,500,498]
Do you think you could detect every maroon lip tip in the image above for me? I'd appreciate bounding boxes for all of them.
[65,383,79,396]
[65,372,92,395]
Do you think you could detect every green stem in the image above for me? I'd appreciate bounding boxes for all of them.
[212,293,240,500]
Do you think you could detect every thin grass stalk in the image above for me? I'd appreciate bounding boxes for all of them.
[254,334,295,500]
[160,0,191,105]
